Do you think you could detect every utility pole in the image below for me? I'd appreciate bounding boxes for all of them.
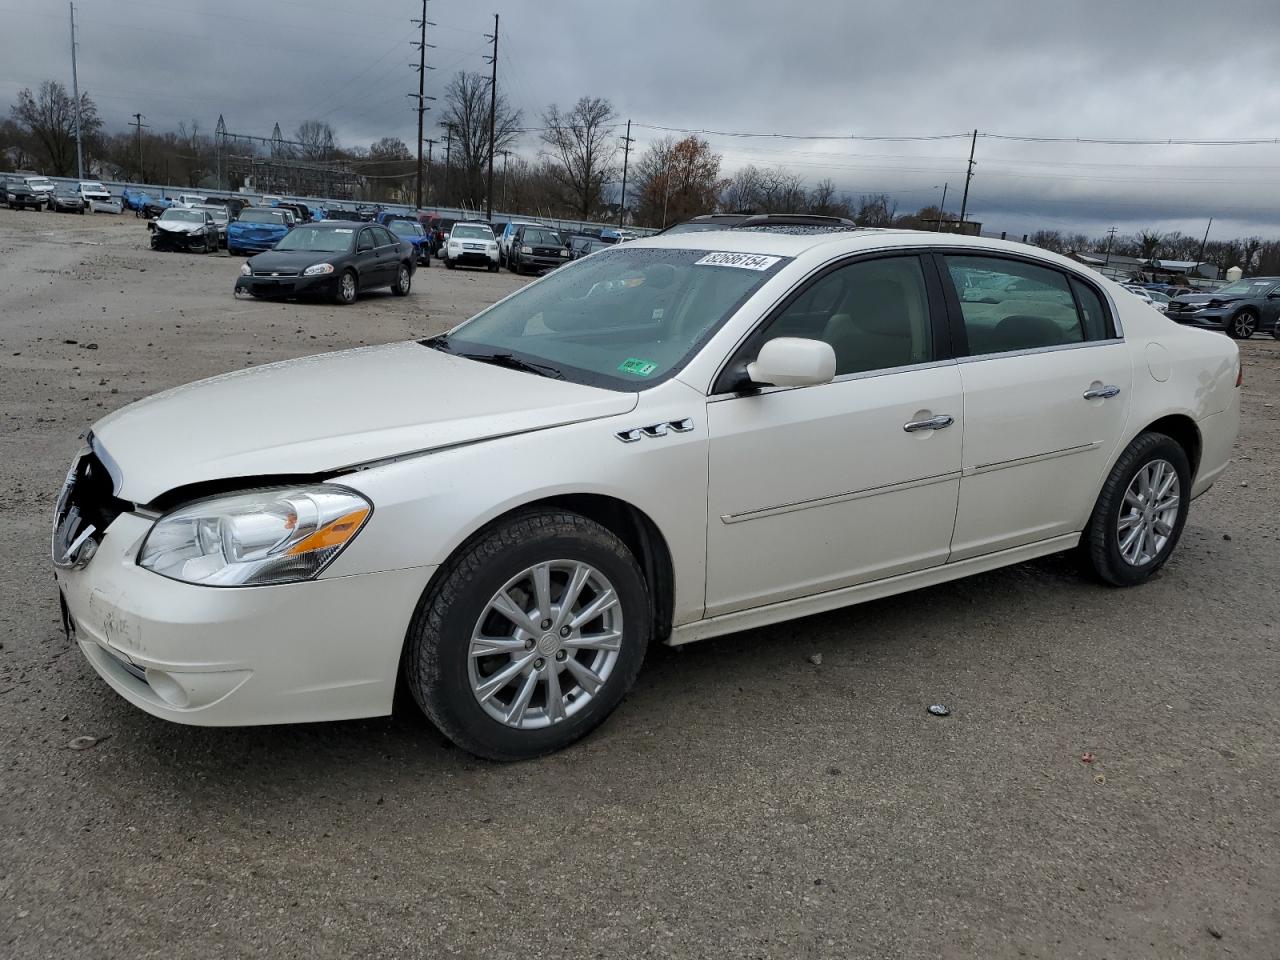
[958,129,977,234]
[1103,226,1117,271]
[68,2,85,179]
[934,182,948,231]
[424,138,437,203]
[1194,218,1213,281]
[131,113,148,181]
[411,0,436,210]
[443,125,453,205]
[618,119,634,228]
[483,13,499,221]
[215,114,226,189]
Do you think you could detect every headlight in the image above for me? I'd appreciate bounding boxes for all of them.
[559,249,569,257]
[239,262,251,276]
[138,485,371,586]
[487,241,497,249]
[521,245,532,254]
[303,262,334,276]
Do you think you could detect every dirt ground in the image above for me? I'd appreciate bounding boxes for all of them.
[1,207,1278,959]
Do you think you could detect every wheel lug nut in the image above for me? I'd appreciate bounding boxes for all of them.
[555,650,566,661]
[540,618,552,630]
[560,626,570,637]
[524,638,535,650]
[533,658,545,669]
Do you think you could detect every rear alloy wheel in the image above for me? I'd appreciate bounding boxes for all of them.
[1081,432,1191,586]
[334,269,358,305]
[392,264,411,296]
[1228,310,1258,339]
[404,509,650,760]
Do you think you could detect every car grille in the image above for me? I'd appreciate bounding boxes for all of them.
[253,269,299,277]
[52,443,130,569]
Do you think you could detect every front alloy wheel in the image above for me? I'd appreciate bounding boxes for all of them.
[1228,310,1257,339]
[404,509,650,760]
[392,264,411,296]
[334,269,357,305]
[468,561,623,729]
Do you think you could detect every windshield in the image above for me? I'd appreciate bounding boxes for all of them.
[452,225,493,240]
[80,182,107,192]
[433,247,789,390]
[26,178,53,188]
[274,226,354,252]
[1212,279,1275,297]
[161,209,204,223]
[523,229,563,246]
[194,206,227,220]
[237,209,288,225]
[389,221,422,237]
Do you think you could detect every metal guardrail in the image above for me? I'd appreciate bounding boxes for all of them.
[33,174,655,236]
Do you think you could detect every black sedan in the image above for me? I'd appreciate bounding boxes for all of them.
[1166,276,1280,339]
[234,220,416,305]
[149,208,220,253]
[5,182,43,210]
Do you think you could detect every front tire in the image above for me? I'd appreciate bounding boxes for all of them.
[392,263,411,296]
[404,509,651,761]
[1228,310,1258,339]
[333,268,358,305]
[1080,432,1191,587]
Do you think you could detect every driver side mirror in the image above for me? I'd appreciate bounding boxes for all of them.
[746,337,836,388]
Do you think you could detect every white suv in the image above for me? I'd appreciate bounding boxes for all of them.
[444,222,500,271]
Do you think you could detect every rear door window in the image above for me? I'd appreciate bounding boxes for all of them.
[944,256,1086,355]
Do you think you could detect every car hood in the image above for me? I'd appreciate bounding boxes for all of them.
[92,341,638,503]
[1175,293,1245,307]
[247,249,348,270]
[154,220,204,234]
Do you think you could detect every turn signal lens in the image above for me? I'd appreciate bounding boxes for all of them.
[286,508,370,556]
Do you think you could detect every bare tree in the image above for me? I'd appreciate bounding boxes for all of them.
[1030,229,1066,254]
[294,120,337,161]
[720,164,764,212]
[10,80,101,176]
[540,96,618,219]
[1138,230,1163,260]
[439,71,523,208]
[854,194,895,227]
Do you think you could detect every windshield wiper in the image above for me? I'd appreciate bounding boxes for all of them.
[457,351,564,380]
[421,333,451,352]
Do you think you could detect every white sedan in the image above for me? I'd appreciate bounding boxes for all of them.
[53,227,1240,760]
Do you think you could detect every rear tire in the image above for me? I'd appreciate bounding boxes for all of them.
[1080,432,1191,587]
[404,509,651,761]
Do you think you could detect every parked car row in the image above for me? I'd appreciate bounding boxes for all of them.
[1165,276,1280,339]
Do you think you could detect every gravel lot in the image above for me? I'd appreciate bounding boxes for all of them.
[2,208,1278,959]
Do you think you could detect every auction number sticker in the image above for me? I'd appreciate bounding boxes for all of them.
[618,358,658,377]
[694,252,781,271]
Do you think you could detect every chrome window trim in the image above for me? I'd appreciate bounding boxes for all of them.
[955,337,1126,364]
[707,357,959,403]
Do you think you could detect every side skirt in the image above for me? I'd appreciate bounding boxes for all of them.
[667,534,1080,646]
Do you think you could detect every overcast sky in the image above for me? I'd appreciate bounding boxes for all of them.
[5,0,1280,239]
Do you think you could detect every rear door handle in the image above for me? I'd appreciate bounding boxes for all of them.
[903,415,955,433]
[1083,385,1121,400]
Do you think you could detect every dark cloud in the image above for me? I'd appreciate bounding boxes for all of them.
[5,0,1280,237]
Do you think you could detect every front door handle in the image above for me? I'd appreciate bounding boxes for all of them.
[903,415,955,433]
[1083,385,1122,400]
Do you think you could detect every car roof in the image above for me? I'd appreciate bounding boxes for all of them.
[627,226,1113,271]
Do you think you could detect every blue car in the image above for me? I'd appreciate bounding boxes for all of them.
[122,188,173,218]
[386,218,432,265]
[226,208,294,255]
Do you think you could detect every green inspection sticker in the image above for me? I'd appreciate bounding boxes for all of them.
[618,358,658,377]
